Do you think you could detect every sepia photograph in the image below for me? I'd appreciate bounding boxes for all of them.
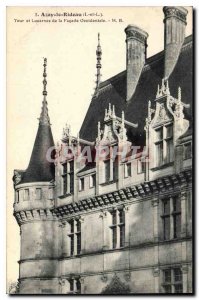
[6,6,193,294]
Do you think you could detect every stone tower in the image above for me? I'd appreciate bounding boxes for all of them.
[13,58,59,294]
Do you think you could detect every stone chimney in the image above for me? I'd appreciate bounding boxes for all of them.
[125,25,148,101]
[163,6,188,79]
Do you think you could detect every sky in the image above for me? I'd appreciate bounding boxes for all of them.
[6,6,193,286]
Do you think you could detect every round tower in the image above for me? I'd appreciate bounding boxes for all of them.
[13,58,60,294]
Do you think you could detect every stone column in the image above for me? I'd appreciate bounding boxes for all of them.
[181,190,187,238]
[110,146,114,181]
[152,196,159,242]
[99,210,109,250]
[124,205,130,247]
[153,267,160,293]
[182,265,188,293]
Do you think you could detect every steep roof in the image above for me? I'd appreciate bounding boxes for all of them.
[20,58,55,184]
[80,35,193,146]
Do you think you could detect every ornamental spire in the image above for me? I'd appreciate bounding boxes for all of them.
[94,33,102,94]
[39,58,51,125]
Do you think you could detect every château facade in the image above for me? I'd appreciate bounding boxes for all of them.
[13,6,193,294]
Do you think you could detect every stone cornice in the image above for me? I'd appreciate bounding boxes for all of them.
[53,170,192,218]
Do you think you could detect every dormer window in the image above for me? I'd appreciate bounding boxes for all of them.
[62,160,74,195]
[124,162,131,178]
[137,159,145,174]
[89,174,96,188]
[154,123,173,167]
[79,178,84,192]
[104,159,110,183]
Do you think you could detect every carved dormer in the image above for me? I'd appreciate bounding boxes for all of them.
[145,79,190,174]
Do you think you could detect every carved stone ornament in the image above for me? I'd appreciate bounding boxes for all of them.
[101,274,130,294]
[13,170,21,185]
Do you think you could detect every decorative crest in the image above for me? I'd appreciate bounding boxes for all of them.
[39,58,51,125]
[156,79,170,98]
[94,33,102,95]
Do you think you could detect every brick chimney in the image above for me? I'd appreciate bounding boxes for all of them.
[125,25,148,101]
[163,6,188,79]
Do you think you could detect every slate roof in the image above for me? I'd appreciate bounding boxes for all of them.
[80,35,193,147]
[20,123,55,184]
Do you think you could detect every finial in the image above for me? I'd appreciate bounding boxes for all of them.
[156,84,160,98]
[39,58,51,125]
[166,79,170,95]
[94,33,102,94]
[112,105,116,118]
[98,121,101,139]
[178,86,181,101]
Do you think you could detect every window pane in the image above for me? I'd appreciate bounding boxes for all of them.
[49,188,53,200]
[156,142,163,166]
[164,285,172,293]
[76,220,81,232]
[35,188,41,200]
[119,210,125,224]
[120,225,125,247]
[166,124,173,138]
[76,280,81,294]
[63,163,67,174]
[77,233,81,255]
[166,139,174,163]
[70,220,74,233]
[174,284,183,293]
[90,174,96,188]
[173,196,181,212]
[63,175,67,194]
[70,173,74,193]
[79,178,84,191]
[70,235,74,255]
[113,159,118,181]
[112,227,117,249]
[69,160,74,172]
[184,143,192,159]
[156,127,163,140]
[138,159,145,174]
[69,280,73,291]
[112,211,117,225]
[163,216,170,240]
[164,269,171,283]
[104,160,110,182]
[127,163,131,177]
[163,199,170,214]
[174,214,181,238]
[24,189,29,201]
[174,268,182,282]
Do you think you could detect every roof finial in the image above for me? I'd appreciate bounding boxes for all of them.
[94,33,102,95]
[39,58,51,125]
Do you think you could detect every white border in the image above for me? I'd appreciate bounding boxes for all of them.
[1,0,197,298]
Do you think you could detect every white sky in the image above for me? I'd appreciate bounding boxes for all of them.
[7,6,192,286]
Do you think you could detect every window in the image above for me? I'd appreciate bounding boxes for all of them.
[68,219,81,256]
[89,174,96,188]
[110,209,125,249]
[124,162,131,178]
[62,161,74,195]
[155,124,174,167]
[137,159,146,174]
[162,268,183,293]
[104,160,110,182]
[162,195,181,240]
[16,190,19,203]
[24,189,29,201]
[184,142,192,160]
[113,158,118,181]
[35,188,42,200]
[68,278,81,294]
[79,178,84,192]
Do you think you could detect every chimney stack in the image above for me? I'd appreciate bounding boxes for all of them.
[163,6,188,79]
[125,25,148,101]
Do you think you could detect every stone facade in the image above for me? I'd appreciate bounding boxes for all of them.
[13,6,193,295]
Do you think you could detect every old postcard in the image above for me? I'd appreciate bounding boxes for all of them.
[7,6,193,294]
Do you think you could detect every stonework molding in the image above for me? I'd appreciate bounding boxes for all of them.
[163,6,187,24]
[151,198,159,207]
[124,272,131,282]
[181,265,189,274]
[101,274,108,282]
[101,274,130,294]
[53,170,192,218]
